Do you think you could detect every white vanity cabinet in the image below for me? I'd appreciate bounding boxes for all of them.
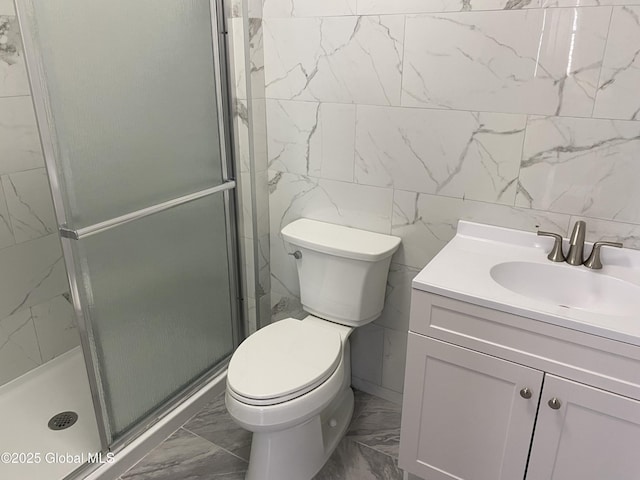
[399,291,640,480]
[401,334,542,480]
[527,375,640,480]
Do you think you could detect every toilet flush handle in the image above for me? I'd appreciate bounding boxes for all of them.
[288,251,302,260]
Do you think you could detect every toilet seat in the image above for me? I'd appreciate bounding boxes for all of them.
[227,318,343,406]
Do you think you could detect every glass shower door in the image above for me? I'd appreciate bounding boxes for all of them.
[16,0,239,443]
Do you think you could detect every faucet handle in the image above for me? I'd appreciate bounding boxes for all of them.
[537,231,566,262]
[583,241,623,270]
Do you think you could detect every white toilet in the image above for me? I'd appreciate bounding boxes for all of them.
[225,218,401,480]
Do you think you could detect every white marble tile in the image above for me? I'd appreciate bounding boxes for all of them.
[245,296,258,335]
[31,295,79,363]
[0,233,68,319]
[2,169,57,244]
[257,233,270,298]
[0,181,14,250]
[267,99,355,181]
[243,297,258,335]
[350,323,384,385]
[258,293,271,328]
[570,216,640,251]
[593,7,640,120]
[252,98,269,173]
[248,0,263,17]
[264,16,404,105]
[402,8,610,116]
[255,169,270,237]
[269,170,393,235]
[237,173,253,241]
[267,99,317,175]
[358,0,509,14]
[227,0,242,18]
[357,0,639,14]
[374,263,419,333]
[516,116,640,223]
[0,16,30,98]
[268,170,393,302]
[234,99,250,175]
[229,18,247,101]
[538,0,640,7]
[249,18,265,100]
[381,327,408,394]
[264,0,356,17]
[355,106,526,204]
[270,286,304,322]
[392,191,571,268]
[0,0,14,17]
[0,309,41,386]
[238,236,256,316]
[0,96,45,175]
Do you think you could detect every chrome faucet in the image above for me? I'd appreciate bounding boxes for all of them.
[537,230,565,262]
[584,241,623,269]
[538,220,623,269]
[566,220,587,266]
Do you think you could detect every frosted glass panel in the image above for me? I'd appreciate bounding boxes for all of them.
[31,0,224,228]
[77,195,234,437]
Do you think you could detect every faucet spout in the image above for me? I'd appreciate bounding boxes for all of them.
[566,220,586,266]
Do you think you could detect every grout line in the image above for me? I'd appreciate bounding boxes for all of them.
[352,103,358,184]
[261,95,637,121]
[0,174,17,242]
[346,436,401,463]
[29,305,45,365]
[399,14,408,107]
[121,427,182,478]
[591,6,615,119]
[182,426,250,464]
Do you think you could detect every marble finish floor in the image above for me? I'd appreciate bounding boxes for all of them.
[120,389,404,480]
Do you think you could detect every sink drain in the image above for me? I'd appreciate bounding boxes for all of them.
[48,411,78,431]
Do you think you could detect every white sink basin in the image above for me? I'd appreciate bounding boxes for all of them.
[490,261,640,317]
[412,221,640,346]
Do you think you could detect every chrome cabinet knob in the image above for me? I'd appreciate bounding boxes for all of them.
[520,388,532,399]
[548,397,562,410]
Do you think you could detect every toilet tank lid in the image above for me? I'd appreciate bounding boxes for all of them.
[281,219,401,262]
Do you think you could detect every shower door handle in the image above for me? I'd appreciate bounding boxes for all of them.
[59,181,236,240]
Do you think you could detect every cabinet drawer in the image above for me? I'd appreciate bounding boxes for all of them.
[410,290,640,401]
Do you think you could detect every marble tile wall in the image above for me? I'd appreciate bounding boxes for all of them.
[0,9,79,386]
[264,0,640,402]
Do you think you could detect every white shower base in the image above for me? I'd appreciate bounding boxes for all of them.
[0,347,101,480]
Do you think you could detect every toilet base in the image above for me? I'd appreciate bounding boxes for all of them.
[245,386,354,480]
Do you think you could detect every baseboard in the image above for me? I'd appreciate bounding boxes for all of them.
[351,376,403,406]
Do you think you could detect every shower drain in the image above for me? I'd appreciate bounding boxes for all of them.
[48,411,78,431]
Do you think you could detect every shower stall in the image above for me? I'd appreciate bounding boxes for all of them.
[0,0,246,478]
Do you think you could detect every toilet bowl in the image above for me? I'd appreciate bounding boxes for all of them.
[226,219,400,480]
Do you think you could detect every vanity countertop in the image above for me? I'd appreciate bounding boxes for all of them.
[412,221,640,346]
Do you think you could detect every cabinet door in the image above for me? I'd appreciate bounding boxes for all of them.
[399,334,543,480]
[526,374,640,480]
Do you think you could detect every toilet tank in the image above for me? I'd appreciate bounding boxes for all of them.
[281,219,401,327]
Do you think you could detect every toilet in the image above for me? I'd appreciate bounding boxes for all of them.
[225,218,401,480]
